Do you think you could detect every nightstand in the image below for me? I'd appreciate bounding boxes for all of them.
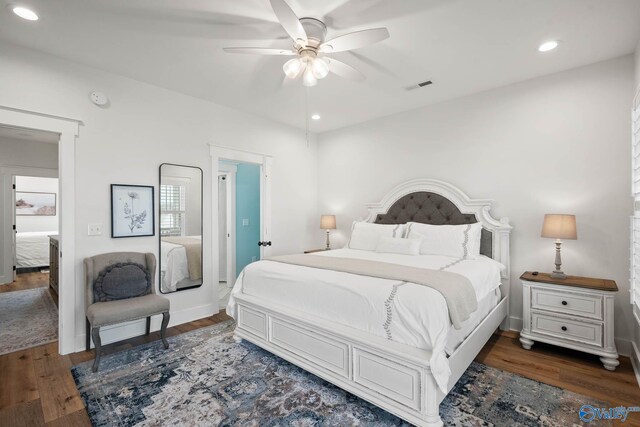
[519,271,619,371]
[304,248,332,254]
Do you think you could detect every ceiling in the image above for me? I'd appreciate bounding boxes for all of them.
[0,125,59,144]
[1,0,639,133]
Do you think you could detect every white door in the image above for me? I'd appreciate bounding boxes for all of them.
[11,176,16,281]
[0,173,14,285]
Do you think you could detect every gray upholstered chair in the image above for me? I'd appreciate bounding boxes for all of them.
[84,252,170,372]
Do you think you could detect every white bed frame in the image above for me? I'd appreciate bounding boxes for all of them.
[233,179,511,426]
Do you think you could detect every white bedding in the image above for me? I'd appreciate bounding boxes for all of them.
[16,231,56,268]
[160,236,201,292]
[227,248,503,392]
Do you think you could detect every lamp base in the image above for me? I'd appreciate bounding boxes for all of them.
[550,270,567,280]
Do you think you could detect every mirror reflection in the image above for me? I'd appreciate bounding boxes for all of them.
[159,163,203,293]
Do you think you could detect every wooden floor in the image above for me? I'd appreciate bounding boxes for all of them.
[0,271,51,294]
[0,281,638,426]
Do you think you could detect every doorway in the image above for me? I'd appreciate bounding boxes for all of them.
[210,146,272,311]
[0,107,79,355]
[0,126,60,355]
[218,160,262,307]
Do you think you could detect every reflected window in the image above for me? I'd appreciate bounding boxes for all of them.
[160,184,186,236]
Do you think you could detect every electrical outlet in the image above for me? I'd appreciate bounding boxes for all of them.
[251,256,257,262]
[88,223,103,236]
[242,219,249,226]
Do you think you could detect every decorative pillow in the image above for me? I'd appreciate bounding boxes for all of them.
[348,222,406,251]
[405,222,482,259]
[376,236,421,255]
[94,262,151,302]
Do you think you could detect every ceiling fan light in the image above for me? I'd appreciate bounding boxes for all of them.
[311,58,330,79]
[302,67,318,87]
[283,58,303,79]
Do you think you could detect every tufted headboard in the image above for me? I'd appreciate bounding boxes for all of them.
[364,179,511,280]
[373,191,493,258]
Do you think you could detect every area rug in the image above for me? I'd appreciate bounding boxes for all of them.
[72,321,609,426]
[0,287,58,355]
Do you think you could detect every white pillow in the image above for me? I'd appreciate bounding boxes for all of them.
[406,222,482,259]
[376,236,421,255]
[348,222,406,251]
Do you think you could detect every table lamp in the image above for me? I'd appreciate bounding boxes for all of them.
[541,214,577,279]
[320,215,336,250]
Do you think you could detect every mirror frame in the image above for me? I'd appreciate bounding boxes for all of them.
[158,162,204,294]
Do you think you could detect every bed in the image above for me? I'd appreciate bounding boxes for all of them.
[16,231,57,269]
[228,179,511,427]
[160,236,202,293]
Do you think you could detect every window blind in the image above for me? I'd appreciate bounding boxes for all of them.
[160,184,186,236]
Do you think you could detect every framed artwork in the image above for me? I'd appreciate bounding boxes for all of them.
[15,192,57,216]
[111,184,155,238]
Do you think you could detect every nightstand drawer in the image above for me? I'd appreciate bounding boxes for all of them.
[531,312,603,347]
[531,287,603,320]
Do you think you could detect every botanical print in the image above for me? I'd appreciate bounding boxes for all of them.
[111,185,154,238]
[15,192,56,216]
[124,192,148,232]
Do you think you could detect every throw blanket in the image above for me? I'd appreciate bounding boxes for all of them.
[267,254,477,329]
[162,237,202,280]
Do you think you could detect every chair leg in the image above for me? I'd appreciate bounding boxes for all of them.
[85,318,91,351]
[91,327,102,373]
[146,316,151,336]
[161,312,170,349]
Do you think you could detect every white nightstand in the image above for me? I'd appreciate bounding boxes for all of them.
[519,271,619,371]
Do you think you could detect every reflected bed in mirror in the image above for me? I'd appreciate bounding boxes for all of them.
[159,163,203,293]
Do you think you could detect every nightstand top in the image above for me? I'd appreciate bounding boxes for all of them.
[520,271,618,292]
[304,248,331,254]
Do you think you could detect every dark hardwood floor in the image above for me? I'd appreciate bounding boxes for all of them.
[0,284,637,426]
[0,271,50,293]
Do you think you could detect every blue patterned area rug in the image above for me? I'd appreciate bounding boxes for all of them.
[72,321,608,426]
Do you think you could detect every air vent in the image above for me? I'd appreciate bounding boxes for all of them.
[405,80,433,91]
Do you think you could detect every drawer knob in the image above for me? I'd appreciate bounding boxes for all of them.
[561,326,567,331]
[561,300,568,306]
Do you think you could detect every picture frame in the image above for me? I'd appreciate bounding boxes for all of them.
[111,184,155,238]
[15,191,57,216]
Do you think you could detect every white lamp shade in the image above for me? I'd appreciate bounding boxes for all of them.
[541,214,577,240]
[320,215,336,230]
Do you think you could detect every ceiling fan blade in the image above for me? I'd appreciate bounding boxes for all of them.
[269,0,307,45]
[327,58,366,81]
[223,47,296,55]
[320,28,389,53]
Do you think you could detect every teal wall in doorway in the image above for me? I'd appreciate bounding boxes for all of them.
[236,163,261,276]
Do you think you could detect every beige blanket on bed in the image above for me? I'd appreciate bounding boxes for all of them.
[163,237,202,280]
[266,254,477,329]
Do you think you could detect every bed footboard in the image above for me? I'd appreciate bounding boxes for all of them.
[234,294,444,427]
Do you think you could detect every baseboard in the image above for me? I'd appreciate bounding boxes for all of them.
[508,316,522,332]
[631,341,640,389]
[74,302,217,352]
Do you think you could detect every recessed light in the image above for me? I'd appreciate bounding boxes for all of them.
[311,114,321,120]
[538,40,559,52]
[12,6,39,21]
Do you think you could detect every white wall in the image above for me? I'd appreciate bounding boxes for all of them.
[0,137,58,169]
[318,55,635,348]
[15,176,59,233]
[0,41,318,350]
[635,39,640,90]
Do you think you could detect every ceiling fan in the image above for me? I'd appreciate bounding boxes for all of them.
[223,0,389,87]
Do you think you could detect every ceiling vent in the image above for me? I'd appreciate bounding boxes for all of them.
[406,80,433,91]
